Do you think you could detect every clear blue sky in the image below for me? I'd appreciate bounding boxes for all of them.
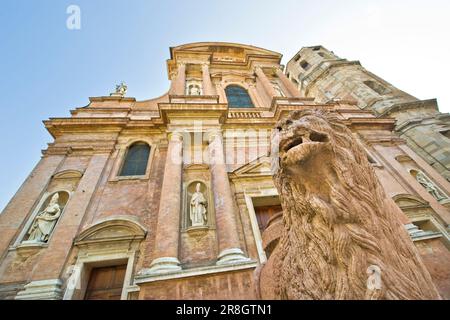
[1,0,449,211]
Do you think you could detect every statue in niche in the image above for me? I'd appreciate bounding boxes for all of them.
[188,85,201,96]
[190,183,207,227]
[416,172,446,201]
[26,193,62,243]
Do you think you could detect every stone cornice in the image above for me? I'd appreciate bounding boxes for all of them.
[42,144,116,156]
[70,107,132,116]
[135,260,257,285]
[89,96,136,103]
[168,95,220,104]
[379,99,439,118]
[301,60,361,95]
[44,100,398,140]
[269,97,315,112]
[44,118,128,138]
[158,102,229,124]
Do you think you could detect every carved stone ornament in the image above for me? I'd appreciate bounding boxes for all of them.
[415,171,446,201]
[189,183,208,227]
[110,82,128,97]
[23,193,62,244]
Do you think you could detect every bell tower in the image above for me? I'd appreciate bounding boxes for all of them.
[286,46,450,180]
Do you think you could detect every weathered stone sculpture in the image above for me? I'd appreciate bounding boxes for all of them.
[111,82,128,97]
[25,193,61,243]
[258,110,441,300]
[415,171,446,201]
[190,183,207,227]
[189,85,201,96]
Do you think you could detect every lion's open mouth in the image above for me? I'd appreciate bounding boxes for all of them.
[282,131,329,153]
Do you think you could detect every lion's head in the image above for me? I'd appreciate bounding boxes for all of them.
[276,110,332,168]
[273,110,372,198]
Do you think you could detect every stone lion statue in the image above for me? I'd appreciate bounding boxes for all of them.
[257,110,441,300]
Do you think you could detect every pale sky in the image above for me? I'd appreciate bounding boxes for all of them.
[0,0,449,211]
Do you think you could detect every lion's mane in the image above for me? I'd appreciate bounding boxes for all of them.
[263,109,440,300]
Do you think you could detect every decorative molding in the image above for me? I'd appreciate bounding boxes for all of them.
[75,217,147,246]
[135,260,257,285]
[53,170,84,180]
[15,279,63,300]
[404,223,442,242]
[395,155,414,163]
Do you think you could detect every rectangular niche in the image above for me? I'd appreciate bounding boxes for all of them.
[180,165,217,267]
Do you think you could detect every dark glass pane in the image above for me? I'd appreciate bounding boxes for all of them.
[225,85,254,108]
[119,143,150,177]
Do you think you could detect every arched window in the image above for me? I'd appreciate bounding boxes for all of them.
[225,85,254,108]
[119,142,150,177]
[363,80,390,95]
[300,60,311,70]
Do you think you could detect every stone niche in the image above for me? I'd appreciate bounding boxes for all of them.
[180,164,217,268]
[21,191,70,245]
[15,170,83,253]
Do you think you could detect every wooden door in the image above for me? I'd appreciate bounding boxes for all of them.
[255,205,283,232]
[84,265,127,300]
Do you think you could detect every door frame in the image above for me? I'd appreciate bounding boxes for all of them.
[64,217,147,300]
[243,188,280,264]
[64,252,136,300]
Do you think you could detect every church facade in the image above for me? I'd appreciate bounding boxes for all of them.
[0,42,449,300]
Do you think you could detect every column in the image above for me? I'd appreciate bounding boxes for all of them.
[202,63,215,96]
[248,83,263,108]
[275,68,302,98]
[255,66,277,100]
[215,82,227,104]
[169,63,186,95]
[147,132,184,273]
[208,130,250,265]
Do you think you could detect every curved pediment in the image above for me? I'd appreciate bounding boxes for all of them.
[233,155,273,177]
[393,194,429,209]
[75,217,147,245]
[171,42,282,59]
[53,170,84,180]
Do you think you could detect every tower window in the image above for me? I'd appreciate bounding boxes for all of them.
[440,130,450,139]
[300,60,310,71]
[312,46,321,51]
[119,142,151,177]
[225,85,254,108]
[363,80,390,95]
[294,55,301,62]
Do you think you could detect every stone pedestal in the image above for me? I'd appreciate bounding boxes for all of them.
[208,130,250,265]
[15,279,63,300]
